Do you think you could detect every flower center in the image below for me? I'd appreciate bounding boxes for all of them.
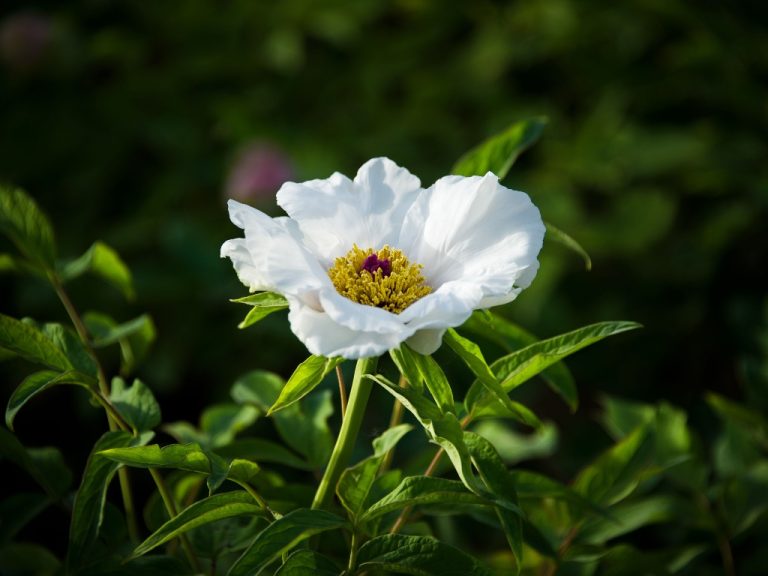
[328,245,432,314]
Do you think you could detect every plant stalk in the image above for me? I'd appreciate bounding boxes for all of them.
[312,356,378,510]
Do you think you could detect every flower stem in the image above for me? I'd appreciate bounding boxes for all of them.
[312,356,378,510]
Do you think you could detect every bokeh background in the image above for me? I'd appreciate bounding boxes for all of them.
[2,0,768,559]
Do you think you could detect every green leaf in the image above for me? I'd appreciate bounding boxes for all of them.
[396,345,454,413]
[545,222,592,271]
[0,186,56,270]
[444,329,536,426]
[274,549,340,576]
[0,313,72,371]
[110,377,162,433]
[707,392,768,451]
[99,443,260,489]
[452,118,547,180]
[87,313,154,347]
[200,403,260,448]
[461,312,578,411]
[268,355,342,415]
[368,375,486,496]
[0,428,72,501]
[465,433,523,572]
[470,420,558,464]
[579,495,689,545]
[337,424,413,520]
[510,470,605,518]
[6,369,94,431]
[390,345,424,393]
[131,491,264,559]
[573,425,654,506]
[40,322,97,377]
[231,292,289,328]
[231,370,335,468]
[357,534,492,576]
[217,438,312,470]
[227,509,347,576]
[62,241,134,299]
[67,430,150,572]
[361,476,488,523]
[466,321,641,417]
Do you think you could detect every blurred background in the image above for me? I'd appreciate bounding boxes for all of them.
[2,0,767,513]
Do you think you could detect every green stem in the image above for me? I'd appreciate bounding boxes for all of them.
[150,469,203,574]
[312,356,378,510]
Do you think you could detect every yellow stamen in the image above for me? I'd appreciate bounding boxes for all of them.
[328,245,432,314]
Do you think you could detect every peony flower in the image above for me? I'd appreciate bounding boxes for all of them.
[221,157,545,359]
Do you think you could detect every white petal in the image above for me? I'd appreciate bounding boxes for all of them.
[223,200,328,296]
[276,157,422,261]
[318,288,410,335]
[406,329,446,355]
[399,280,483,330]
[400,173,544,303]
[220,238,267,292]
[287,297,411,359]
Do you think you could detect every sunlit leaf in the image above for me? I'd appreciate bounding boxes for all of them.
[131,491,264,559]
[452,117,547,180]
[268,355,342,415]
[461,311,578,411]
[466,321,640,417]
[0,186,56,270]
[227,509,347,576]
[361,476,488,523]
[0,313,72,372]
[62,241,134,299]
[231,292,289,328]
[368,374,486,496]
[396,345,454,413]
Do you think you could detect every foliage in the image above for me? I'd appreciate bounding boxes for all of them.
[2,109,765,576]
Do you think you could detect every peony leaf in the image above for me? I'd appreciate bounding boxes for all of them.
[368,375,486,496]
[337,424,412,520]
[67,430,151,572]
[397,345,454,413]
[356,534,492,576]
[0,314,72,372]
[131,491,264,559]
[545,221,592,271]
[465,432,523,573]
[227,509,347,576]
[268,355,342,415]
[360,476,488,523]
[61,241,134,299]
[452,117,547,180]
[99,443,261,491]
[6,370,95,431]
[274,550,341,576]
[231,292,288,328]
[0,186,56,270]
[465,321,641,417]
[109,377,162,433]
[461,311,578,411]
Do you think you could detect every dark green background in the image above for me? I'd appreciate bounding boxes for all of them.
[2,0,767,516]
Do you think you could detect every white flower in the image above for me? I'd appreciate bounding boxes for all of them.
[221,157,545,359]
